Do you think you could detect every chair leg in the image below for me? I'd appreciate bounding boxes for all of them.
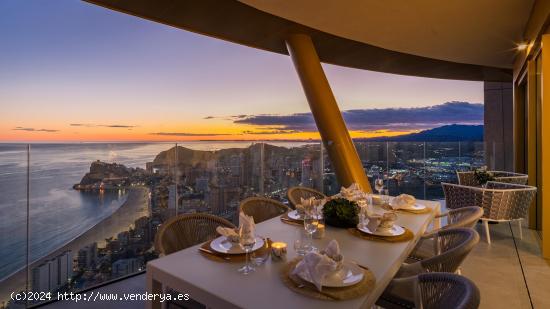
[518,219,523,240]
[483,219,491,244]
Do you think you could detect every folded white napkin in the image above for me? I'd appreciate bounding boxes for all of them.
[216,226,239,242]
[366,212,397,232]
[339,183,363,201]
[296,197,316,214]
[292,240,343,291]
[320,239,343,263]
[389,194,416,210]
[239,211,256,238]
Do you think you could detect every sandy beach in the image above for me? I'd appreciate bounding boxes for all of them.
[0,187,150,304]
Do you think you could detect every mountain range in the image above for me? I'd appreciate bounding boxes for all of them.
[361,124,483,142]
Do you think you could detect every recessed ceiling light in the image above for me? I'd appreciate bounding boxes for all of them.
[517,43,528,51]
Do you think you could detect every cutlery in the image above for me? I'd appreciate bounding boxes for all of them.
[199,248,231,261]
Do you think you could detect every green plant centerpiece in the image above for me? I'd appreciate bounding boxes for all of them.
[322,198,359,228]
[473,169,495,185]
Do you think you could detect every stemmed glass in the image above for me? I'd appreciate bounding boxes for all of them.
[303,209,319,253]
[375,178,385,195]
[238,224,256,275]
[381,188,390,205]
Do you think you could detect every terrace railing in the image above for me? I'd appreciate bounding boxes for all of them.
[0,141,484,308]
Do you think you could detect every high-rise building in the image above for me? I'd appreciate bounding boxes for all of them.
[77,243,97,270]
[31,251,73,293]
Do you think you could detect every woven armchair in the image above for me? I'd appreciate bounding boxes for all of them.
[409,207,483,262]
[287,186,326,209]
[377,273,480,309]
[240,197,290,224]
[425,206,483,236]
[442,181,537,243]
[457,170,528,186]
[379,228,479,308]
[154,213,235,256]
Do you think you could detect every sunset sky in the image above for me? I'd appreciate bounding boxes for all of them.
[0,1,483,142]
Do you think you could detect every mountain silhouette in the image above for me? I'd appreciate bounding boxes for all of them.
[362,124,483,142]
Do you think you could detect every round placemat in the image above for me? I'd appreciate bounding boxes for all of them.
[381,204,432,214]
[199,238,271,263]
[347,227,414,242]
[280,257,376,301]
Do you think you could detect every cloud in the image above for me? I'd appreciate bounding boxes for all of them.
[149,132,234,136]
[70,123,137,128]
[233,102,483,132]
[242,129,298,135]
[203,116,215,119]
[12,127,59,133]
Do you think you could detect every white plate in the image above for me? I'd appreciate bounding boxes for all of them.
[358,224,405,237]
[287,210,322,220]
[297,261,364,288]
[401,203,426,211]
[210,236,264,255]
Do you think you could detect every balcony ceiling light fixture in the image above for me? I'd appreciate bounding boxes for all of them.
[517,43,529,51]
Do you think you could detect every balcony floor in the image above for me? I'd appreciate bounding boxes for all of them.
[42,217,550,309]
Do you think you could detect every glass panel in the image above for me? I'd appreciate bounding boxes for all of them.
[26,143,173,305]
[262,141,322,204]
[0,144,29,308]
[425,142,461,200]
[387,142,426,199]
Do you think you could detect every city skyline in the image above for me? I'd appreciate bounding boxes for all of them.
[0,1,483,142]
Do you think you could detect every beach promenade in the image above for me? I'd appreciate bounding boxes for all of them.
[0,187,150,305]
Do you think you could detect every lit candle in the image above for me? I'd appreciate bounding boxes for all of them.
[313,223,325,239]
[271,242,287,260]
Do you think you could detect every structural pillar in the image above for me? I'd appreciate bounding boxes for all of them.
[541,35,550,258]
[285,33,371,192]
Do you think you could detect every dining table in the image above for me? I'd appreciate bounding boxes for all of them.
[146,199,441,309]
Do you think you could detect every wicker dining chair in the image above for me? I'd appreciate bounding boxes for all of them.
[399,228,479,276]
[379,228,479,308]
[426,206,484,236]
[442,181,537,243]
[287,186,327,209]
[240,197,290,224]
[408,207,483,263]
[376,272,480,309]
[457,170,528,186]
[154,213,235,256]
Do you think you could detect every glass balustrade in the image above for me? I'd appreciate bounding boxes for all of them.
[0,140,484,308]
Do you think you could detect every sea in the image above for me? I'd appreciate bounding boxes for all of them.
[0,141,313,281]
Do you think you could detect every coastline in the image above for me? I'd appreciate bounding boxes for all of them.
[0,186,150,304]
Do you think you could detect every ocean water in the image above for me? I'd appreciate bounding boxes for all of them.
[0,141,312,280]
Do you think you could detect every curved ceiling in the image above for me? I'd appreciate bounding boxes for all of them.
[239,0,534,69]
[84,0,517,81]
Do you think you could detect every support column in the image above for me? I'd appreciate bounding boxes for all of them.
[541,35,550,258]
[285,34,371,192]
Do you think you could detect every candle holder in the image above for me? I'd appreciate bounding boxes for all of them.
[271,242,287,261]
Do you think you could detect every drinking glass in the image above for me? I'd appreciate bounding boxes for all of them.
[238,225,256,274]
[294,229,307,256]
[384,188,392,204]
[303,211,319,253]
[375,178,384,195]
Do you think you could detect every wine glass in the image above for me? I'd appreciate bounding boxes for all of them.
[238,225,256,274]
[375,178,385,195]
[381,188,390,205]
[303,210,319,253]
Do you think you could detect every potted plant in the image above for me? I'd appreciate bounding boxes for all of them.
[474,168,495,185]
[322,198,359,228]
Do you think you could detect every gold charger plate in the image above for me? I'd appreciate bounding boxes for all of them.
[199,238,271,263]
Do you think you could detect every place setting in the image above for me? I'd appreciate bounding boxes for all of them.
[382,193,431,214]
[199,212,271,270]
[348,207,414,242]
[281,239,376,301]
[281,196,325,226]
